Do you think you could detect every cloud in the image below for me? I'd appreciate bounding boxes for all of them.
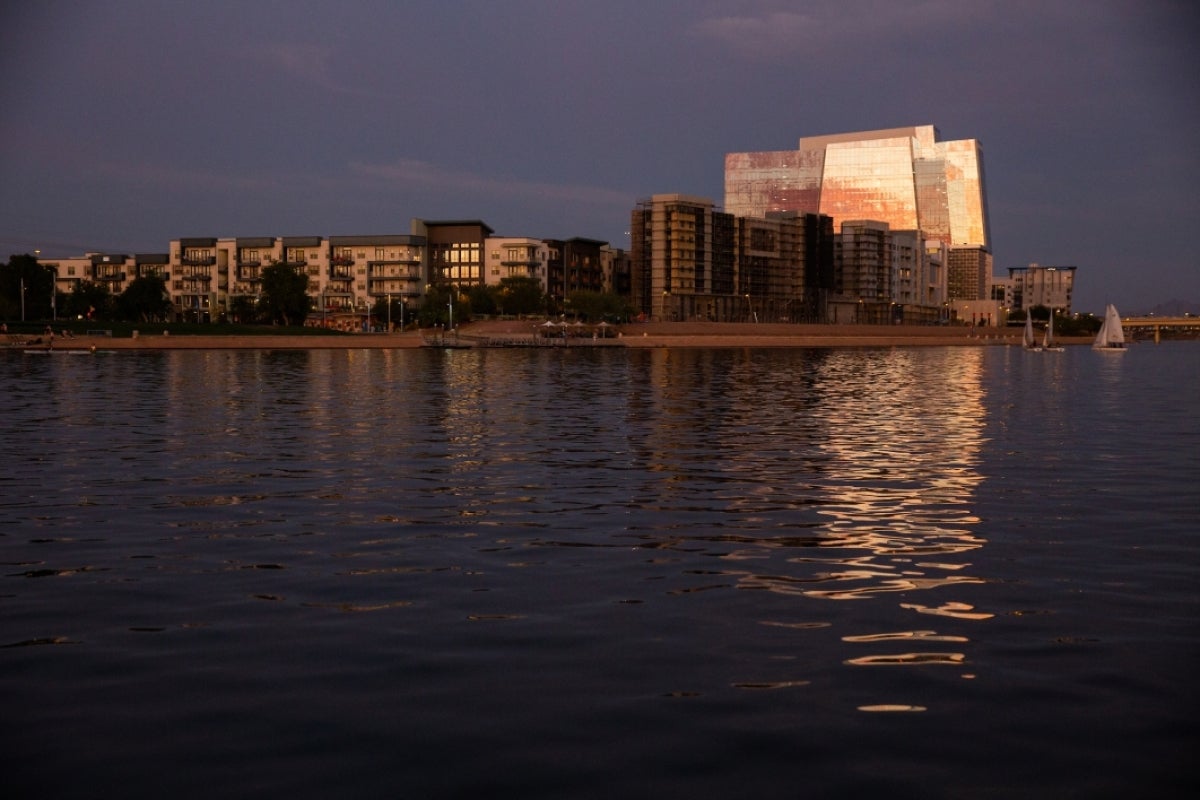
[90,160,281,194]
[349,158,634,208]
[688,10,821,60]
[688,1,1003,61]
[252,42,380,97]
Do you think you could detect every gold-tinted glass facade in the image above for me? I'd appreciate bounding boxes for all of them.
[942,139,990,247]
[725,125,990,251]
[820,137,921,233]
[723,149,824,219]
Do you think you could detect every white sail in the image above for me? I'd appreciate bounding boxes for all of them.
[1093,304,1126,350]
[1023,315,1038,349]
[1044,313,1064,351]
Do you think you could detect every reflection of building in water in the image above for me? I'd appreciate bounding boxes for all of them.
[795,348,989,603]
[629,347,991,617]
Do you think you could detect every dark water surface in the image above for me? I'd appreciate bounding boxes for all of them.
[2,343,1197,798]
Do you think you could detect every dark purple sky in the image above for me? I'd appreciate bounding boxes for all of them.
[2,1,1196,313]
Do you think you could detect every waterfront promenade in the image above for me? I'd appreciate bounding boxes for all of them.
[2,321,1092,350]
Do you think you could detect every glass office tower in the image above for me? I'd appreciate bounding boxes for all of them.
[724,125,990,252]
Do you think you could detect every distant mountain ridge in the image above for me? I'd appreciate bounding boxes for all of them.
[1134,299,1200,316]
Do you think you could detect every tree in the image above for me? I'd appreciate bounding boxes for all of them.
[229,295,260,324]
[1028,304,1051,322]
[371,295,411,330]
[65,280,113,321]
[0,254,56,321]
[117,275,172,322]
[496,276,545,316]
[566,290,636,322]
[418,283,473,326]
[468,284,497,316]
[259,262,310,326]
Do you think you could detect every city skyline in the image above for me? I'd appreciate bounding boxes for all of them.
[2,1,1197,314]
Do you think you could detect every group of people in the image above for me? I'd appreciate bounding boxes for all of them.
[0,324,79,348]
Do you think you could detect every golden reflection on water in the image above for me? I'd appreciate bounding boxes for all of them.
[158,348,993,683]
[637,347,994,679]
[639,348,991,607]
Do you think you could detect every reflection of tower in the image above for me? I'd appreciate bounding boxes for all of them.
[797,348,989,603]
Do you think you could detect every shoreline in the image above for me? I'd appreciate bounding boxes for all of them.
[2,321,1096,350]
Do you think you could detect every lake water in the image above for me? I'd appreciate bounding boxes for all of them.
[2,342,1197,798]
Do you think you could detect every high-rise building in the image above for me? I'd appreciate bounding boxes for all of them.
[631,194,735,321]
[724,125,991,252]
[726,125,990,306]
[629,194,832,322]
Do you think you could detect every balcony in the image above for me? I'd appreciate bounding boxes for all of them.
[181,256,216,267]
[329,266,355,281]
[331,256,355,266]
[367,255,420,267]
[501,255,540,267]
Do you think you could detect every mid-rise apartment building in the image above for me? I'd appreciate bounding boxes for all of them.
[414,219,492,289]
[1008,264,1076,313]
[484,238,549,288]
[545,238,607,309]
[43,220,629,324]
[947,246,993,303]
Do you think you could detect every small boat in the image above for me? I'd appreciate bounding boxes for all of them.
[1092,304,1127,352]
[1023,315,1042,351]
[1042,313,1065,352]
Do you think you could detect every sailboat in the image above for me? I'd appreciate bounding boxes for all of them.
[1042,313,1065,352]
[1023,314,1042,351]
[1092,304,1127,352]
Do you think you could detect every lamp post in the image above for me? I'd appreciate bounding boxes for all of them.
[386,293,391,332]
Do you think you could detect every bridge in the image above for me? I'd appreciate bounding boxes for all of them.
[1121,316,1200,341]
